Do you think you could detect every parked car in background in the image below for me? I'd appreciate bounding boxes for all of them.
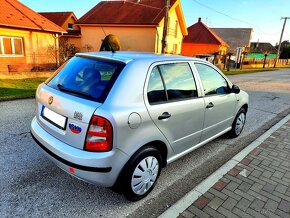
[31,52,249,201]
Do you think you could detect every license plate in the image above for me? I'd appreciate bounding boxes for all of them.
[41,106,67,129]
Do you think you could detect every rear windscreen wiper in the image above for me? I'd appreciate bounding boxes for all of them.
[57,84,94,99]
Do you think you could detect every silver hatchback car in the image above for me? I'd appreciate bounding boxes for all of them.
[31,52,248,201]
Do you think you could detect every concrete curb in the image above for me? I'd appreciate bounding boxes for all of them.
[158,114,290,218]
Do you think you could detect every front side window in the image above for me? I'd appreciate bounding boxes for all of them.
[147,63,197,104]
[0,36,24,56]
[47,57,125,102]
[195,63,230,96]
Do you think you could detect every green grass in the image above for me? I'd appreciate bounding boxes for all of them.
[0,77,48,101]
[222,68,278,75]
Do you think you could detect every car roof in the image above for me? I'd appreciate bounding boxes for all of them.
[75,51,200,64]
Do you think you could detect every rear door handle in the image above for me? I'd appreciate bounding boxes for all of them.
[158,112,171,120]
[206,102,214,109]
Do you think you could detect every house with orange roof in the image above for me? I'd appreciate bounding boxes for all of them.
[76,0,187,54]
[39,12,81,49]
[0,0,65,72]
[182,18,228,61]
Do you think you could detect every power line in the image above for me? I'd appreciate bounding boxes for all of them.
[190,0,280,37]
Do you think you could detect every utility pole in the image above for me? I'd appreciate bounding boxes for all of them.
[274,17,290,68]
[161,0,170,54]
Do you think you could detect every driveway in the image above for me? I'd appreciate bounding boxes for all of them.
[1,68,290,218]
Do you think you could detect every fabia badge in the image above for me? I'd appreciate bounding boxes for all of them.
[48,96,53,105]
[69,123,82,134]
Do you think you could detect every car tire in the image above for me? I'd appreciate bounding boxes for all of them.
[120,146,162,201]
[228,108,246,138]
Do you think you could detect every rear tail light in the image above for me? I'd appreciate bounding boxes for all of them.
[85,115,113,152]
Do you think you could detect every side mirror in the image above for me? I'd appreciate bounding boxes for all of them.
[232,85,240,94]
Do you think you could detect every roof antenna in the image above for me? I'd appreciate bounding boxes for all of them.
[99,25,116,53]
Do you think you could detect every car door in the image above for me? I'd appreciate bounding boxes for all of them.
[194,62,238,142]
[145,62,205,154]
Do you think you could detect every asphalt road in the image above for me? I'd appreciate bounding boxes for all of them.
[1,68,290,218]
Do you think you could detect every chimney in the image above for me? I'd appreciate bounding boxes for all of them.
[198,17,201,23]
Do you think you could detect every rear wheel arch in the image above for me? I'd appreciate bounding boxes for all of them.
[241,104,248,113]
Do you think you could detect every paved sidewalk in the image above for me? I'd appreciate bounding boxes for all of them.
[160,115,290,218]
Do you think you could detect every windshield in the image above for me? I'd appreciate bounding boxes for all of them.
[46,57,125,102]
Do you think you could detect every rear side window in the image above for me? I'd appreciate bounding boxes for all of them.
[147,63,197,104]
[195,63,230,96]
[47,57,125,102]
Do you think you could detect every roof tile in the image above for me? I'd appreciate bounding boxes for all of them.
[184,18,228,46]
[77,0,177,25]
[0,0,65,33]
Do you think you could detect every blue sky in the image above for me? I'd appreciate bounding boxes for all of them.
[20,0,290,45]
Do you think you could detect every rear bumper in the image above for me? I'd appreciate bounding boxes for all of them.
[31,117,129,187]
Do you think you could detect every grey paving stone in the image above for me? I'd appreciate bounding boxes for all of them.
[181,210,195,218]
[236,198,251,211]
[248,175,266,186]
[217,206,239,218]
[226,181,239,192]
[220,177,230,184]
[187,205,210,218]
[259,164,276,173]
[250,182,263,193]
[203,192,215,201]
[221,189,241,201]
[281,161,290,168]
[275,208,290,218]
[273,191,290,201]
[203,206,225,218]
[250,199,265,212]
[278,199,290,213]
[238,181,252,192]
[261,151,270,157]
[262,183,276,193]
[270,151,278,157]
[272,171,284,179]
[208,197,224,210]
[261,159,271,167]
[208,188,228,201]
[232,207,253,218]
[282,176,290,184]
[251,159,262,166]
[236,174,255,185]
[261,170,273,178]
[222,197,238,210]
[250,169,263,178]
[271,176,289,187]
[271,160,281,167]
[224,174,243,184]
[246,208,266,218]
[278,152,287,158]
[259,190,281,203]
[247,190,268,202]
[261,210,282,218]
[275,184,288,194]
[264,199,279,211]
[234,189,255,202]
[260,176,278,186]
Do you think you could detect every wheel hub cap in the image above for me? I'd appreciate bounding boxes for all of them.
[131,156,159,195]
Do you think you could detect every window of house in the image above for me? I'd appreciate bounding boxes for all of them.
[173,44,178,54]
[0,36,24,56]
[166,17,170,35]
[68,23,74,30]
[147,63,197,104]
[195,63,230,96]
[174,20,178,38]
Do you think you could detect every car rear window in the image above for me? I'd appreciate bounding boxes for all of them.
[46,57,125,102]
